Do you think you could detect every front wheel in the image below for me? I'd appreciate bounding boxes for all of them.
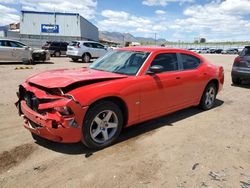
[200,83,217,110]
[81,101,123,149]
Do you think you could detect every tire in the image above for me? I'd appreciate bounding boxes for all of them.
[82,53,91,63]
[54,51,61,57]
[71,58,78,62]
[200,83,217,110]
[232,77,241,85]
[81,101,123,149]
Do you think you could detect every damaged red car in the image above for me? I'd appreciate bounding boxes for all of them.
[16,47,224,149]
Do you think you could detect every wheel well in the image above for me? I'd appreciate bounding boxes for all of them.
[207,79,219,93]
[83,52,91,58]
[88,97,128,127]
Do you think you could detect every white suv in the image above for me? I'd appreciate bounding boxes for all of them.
[66,41,108,63]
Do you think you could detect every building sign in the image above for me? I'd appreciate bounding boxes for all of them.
[41,24,59,33]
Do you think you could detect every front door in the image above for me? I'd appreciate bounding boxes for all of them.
[139,53,183,121]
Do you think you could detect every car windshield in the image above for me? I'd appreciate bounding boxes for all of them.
[89,50,150,75]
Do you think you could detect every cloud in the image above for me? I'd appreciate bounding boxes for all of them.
[0,0,97,24]
[0,4,19,25]
[169,0,250,41]
[155,10,166,15]
[142,0,194,6]
[98,9,167,35]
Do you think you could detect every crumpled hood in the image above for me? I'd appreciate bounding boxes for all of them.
[27,68,128,88]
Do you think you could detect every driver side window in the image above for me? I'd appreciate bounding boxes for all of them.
[151,53,179,72]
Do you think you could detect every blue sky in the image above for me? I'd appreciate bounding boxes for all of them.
[0,0,250,42]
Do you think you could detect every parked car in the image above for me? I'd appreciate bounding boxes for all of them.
[222,48,238,54]
[209,49,223,54]
[16,47,224,149]
[0,39,32,64]
[32,49,50,62]
[198,48,210,54]
[231,46,250,85]
[42,41,68,57]
[66,41,108,63]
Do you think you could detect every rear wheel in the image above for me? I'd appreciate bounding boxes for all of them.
[54,51,61,57]
[81,101,123,149]
[200,83,217,110]
[82,53,91,63]
[232,77,241,85]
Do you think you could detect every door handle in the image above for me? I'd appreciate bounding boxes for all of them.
[176,77,181,80]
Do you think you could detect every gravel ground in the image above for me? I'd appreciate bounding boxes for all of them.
[0,54,249,188]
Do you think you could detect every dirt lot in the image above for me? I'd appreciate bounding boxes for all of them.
[0,55,249,188]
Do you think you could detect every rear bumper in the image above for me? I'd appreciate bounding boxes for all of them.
[19,99,87,143]
[231,68,250,80]
[66,50,82,58]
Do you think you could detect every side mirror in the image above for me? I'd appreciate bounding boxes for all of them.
[147,65,164,74]
[24,46,29,50]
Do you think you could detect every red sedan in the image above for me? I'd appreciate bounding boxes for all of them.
[16,47,224,149]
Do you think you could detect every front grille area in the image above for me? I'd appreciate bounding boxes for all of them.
[19,86,39,112]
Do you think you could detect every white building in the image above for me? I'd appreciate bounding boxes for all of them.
[20,11,99,42]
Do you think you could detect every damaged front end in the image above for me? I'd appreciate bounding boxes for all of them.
[16,82,88,143]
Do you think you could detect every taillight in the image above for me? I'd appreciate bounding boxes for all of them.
[234,56,241,66]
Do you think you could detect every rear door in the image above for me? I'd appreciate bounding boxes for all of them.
[9,41,30,61]
[92,43,107,58]
[177,53,208,104]
[85,42,98,57]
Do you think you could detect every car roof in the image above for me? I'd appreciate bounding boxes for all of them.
[0,39,27,45]
[118,46,199,54]
[74,41,100,43]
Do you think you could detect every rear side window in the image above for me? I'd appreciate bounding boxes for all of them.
[69,41,79,46]
[180,54,201,70]
[241,47,250,56]
[151,53,178,72]
[91,43,105,49]
[61,42,68,47]
[83,43,93,48]
[51,42,60,47]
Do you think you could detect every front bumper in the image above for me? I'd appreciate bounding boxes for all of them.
[17,84,88,143]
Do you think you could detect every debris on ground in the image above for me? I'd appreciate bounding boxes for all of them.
[192,163,199,170]
[240,181,250,188]
[209,171,226,181]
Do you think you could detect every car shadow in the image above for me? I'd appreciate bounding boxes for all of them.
[33,61,54,64]
[35,99,224,157]
[69,60,94,63]
[231,81,250,89]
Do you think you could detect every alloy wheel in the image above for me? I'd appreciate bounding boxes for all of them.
[205,87,216,108]
[90,110,118,144]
